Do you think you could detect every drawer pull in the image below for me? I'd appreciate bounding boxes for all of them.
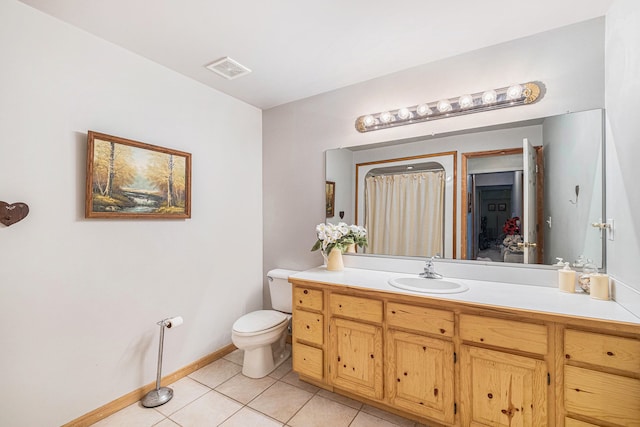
[565,354,571,359]
[391,310,396,314]
[607,351,614,356]
[303,289,308,294]
[440,328,446,334]
[370,354,374,359]
[433,388,438,397]
[488,393,493,399]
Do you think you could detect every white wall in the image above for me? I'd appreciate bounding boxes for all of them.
[263,18,605,281]
[605,0,640,294]
[0,2,262,426]
[542,110,604,266]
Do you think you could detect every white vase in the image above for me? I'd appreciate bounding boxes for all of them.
[346,243,356,253]
[326,248,344,271]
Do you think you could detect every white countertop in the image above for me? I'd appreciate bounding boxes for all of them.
[290,267,640,326]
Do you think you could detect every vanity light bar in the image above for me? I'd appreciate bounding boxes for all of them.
[355,81,543,133]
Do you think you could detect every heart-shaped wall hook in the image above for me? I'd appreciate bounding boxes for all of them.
[0,201,29,226]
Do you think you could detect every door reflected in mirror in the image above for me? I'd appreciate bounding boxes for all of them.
[325,109,605,270]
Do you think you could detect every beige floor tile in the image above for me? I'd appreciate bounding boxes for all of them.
[268,357,292,379]
[280,370,320,394]
[223,348,244,365]
[216,372,276,404]
[316,388,363,410]
[91,402,164,427]
[169,390,242,426]
[360,404,416,427]
[248,381,313,423]
[188,358,242,388]
[350,411,404,427]
[288,395,358,427]
[152,419,180,427]
[219,407,284,427]
[153,376,211,416]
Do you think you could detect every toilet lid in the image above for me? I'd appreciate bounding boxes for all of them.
[233,310,288,334]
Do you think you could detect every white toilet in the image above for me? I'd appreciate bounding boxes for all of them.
[231,269,298,378]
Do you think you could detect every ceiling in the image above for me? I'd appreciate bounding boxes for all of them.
[19,0,613,109]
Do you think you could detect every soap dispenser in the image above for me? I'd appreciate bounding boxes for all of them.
[558,262,576,293]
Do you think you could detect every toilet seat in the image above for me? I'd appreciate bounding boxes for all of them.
[232,310,289,336]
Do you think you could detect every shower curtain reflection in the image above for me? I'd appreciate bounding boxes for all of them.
[365,171,445,257]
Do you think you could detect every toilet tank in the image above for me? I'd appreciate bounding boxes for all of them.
[268,269,298,313]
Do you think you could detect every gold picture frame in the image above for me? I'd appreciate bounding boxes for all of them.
[326,181,335,217]
[85,131,192,219]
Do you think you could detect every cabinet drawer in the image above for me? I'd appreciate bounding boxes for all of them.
[565,329,640,373]
[387,302,454,337]
[294,286,323,311]
[565,365,640,426]
[293,343,323,381]
[565,418,600,427]
[459,314,548,355]
[330,293,383,324]
[293,309,323,345]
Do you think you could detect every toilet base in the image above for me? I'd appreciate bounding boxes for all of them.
[241,335,291,379]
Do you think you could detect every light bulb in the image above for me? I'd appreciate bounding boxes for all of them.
[397,107,412,120]
[437,100,452,113]
[506,84,523,100]
[362,115,375,127]
[458,94,474,109]
[379,111,392,123]
[482,90,497,104]
[416,103,432,116]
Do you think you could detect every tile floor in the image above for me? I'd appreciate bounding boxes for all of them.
[92,348,431,427]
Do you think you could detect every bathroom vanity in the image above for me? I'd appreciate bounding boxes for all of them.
[289,267,640,427]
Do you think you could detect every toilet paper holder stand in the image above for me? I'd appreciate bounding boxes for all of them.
[141,316,182,408]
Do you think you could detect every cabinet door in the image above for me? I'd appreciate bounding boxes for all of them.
[387,330,455,424]
[461,345,548,427]
[329,317,383,400]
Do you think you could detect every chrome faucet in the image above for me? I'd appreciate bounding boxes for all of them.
[419,256,443,279]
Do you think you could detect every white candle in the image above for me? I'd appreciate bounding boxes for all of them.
[590,274,610,300]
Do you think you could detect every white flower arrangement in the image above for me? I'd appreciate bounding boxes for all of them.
[311,222,368,254]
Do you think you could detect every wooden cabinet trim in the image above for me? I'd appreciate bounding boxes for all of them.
[459,313,548,355]
[564,328,640,376]
[329,293,383,324]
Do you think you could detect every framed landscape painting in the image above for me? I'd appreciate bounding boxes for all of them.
[85,131,192,219]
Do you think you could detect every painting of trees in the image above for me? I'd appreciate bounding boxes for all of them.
[92,139,136,197]
[145,152,187,211]
[86,131,191,218]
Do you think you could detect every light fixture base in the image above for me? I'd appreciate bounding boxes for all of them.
[355,81,544,133]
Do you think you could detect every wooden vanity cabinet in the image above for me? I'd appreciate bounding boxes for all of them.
[563,328,640,427]
[328,293,384,399]
[386,302,456,424]
[291,285,325,381]
[459,314,550,427]
[290,279,640,427]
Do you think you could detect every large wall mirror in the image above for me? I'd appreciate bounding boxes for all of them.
[325,108,606,270]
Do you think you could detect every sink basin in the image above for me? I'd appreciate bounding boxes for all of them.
[388,276,469,294]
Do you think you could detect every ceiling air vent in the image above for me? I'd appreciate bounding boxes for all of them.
[205,57,252,80]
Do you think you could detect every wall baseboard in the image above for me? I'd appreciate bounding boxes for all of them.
[62,343,237,427]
